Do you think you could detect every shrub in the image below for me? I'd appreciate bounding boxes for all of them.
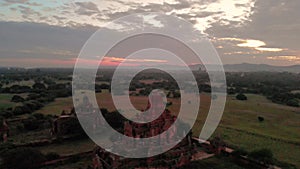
[166,101,173,106]
[286,99,299,107]
[0,142,16,154]
[228,88,236,95]
[249,148,274,165]
[32,82,46,90]
[16,124,24,132]
[24,101,44,111]
[236,93,247,100]
[232,148,248,157]
[45,152,60,161]
[11,95,25,103]
[13,105,32,115]
[22,116,40,131]
[173,91,181,98]
[258,116,265,122]
[1,147,45,169]
[32,113,45,120]
[129,86,136,91]
[0,110,13,118]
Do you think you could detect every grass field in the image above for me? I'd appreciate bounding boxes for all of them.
[34,92,300,167]
[182,156,245,169]
[213,94,300,167]
[34,97,74,115]
[3,80,35,88]
[37,139,95,156]
[41,157,92,169]
[0,94,18,110]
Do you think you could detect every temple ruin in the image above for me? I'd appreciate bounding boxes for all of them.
[92,92,198,169]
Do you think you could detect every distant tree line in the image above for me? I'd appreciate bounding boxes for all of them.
[226,72,300,107]
[0,76,72,118]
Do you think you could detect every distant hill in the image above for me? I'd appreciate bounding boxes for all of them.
[190,63,300,73]
[224,63,300,73]
[1,63,300,73]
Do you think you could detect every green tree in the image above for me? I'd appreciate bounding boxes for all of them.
[286,99,299,107]
[32,82,46,90]
[236,93,247,100]
[11,95,25,103]
[249,148,274,165]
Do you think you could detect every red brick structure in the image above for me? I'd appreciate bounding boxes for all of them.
[208,136,226,155]
[51,114,88,138]
[93,92,197,169]
[0,118,9,142]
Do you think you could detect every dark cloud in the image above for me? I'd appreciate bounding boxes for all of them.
[206,0,300,52]
[0,21,96,62]
[132,0,295,65]
[249,0,300,50]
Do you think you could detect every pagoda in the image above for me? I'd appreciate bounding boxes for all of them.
[93,92,196,169]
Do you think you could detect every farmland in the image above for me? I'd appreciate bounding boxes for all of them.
[0,70,300,168]
[33,92,300,167]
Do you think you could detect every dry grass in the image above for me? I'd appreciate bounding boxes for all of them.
[35,92,300,167]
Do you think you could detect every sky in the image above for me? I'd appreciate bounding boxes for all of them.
[0,0,299,67]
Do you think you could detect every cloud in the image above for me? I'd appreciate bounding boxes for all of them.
[255,47,283,52]
[75,2,99,16]
[267,56,300,64]
[0,0,299,66]
[237,40,284,52]
[3,0,29,4]
[218,37,285,53]
[18,5,42,18]
[102,56,167,63]
[0,21,95,66]
[206,0,300,52]
[16,47,77,57]
[0,0,257,33]
[2,0,42,7]
[237,39,265,48]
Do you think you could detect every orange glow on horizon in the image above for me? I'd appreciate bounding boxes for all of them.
[0,56,168,67]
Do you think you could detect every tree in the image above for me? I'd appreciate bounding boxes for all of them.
[173,91,181,98]
[249,148,274,165]
[166,101,173,107]
[0,110,13,118]
[45,152,60,161]
[32,82,46,90]
[13,105,32,115]
[232,148,248,157]
[129,86,136,91]
[286,99,299,107]
[11,95,25,103]
[228,87,236,95]
[236,93,247,100]
[0,142,15,155]
[258,116,265,122]
[198,84,211,93]
[22,116,40,130]
[1,147,45,169]
[99,83,110,89]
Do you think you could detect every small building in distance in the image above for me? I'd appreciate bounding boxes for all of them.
[51,109,87,138]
